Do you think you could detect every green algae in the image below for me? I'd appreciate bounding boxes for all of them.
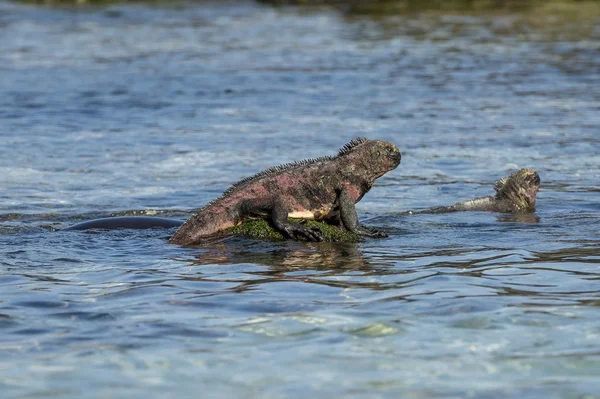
[230,218,363,243]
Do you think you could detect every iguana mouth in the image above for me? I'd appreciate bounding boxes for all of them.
[378,142,401,177]
[390,150,401,167]
[528,172,541,187]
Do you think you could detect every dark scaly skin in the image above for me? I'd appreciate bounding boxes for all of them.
[169,138,401,246]
[414,169,540,214]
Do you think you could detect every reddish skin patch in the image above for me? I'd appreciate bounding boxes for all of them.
[343,183,362,203]
[249,184,270,197]
[274,174,296,188]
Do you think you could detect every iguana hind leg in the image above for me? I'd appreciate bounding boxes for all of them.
[271,200,323,242]
[238,198,323,242]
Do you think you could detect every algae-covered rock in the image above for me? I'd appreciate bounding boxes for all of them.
[230,218,362,243]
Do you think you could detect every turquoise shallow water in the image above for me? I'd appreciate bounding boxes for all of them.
[1,1,599,398]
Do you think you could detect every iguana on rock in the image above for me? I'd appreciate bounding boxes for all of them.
[412,169,540,214]
[169,138,401,246]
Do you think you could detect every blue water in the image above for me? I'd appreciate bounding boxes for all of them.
[1,1,599,397]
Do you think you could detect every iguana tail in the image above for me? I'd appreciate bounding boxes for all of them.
[169,205,239,246]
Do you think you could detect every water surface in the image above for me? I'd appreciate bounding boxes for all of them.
[1,1,599,397]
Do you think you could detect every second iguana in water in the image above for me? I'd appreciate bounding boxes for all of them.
[169,138,401,246]
[411,168,540,214]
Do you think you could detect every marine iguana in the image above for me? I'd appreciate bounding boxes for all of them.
[63,138,400,242]
[169,138,401,246]
[411,168,540,214]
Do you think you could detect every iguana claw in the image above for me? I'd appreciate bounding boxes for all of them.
[283,223,323,242]
[356,224,388,238]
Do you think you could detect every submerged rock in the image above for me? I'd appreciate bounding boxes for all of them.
[230,218,363,243]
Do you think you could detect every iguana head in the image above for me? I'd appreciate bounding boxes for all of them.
[494,168,541,212]
[338,138,401,182]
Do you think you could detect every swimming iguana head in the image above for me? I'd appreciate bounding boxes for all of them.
[494,168,541,212]
[338,138,401,182]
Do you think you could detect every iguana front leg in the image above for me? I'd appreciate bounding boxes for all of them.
[338,189,388,238]
[271,200,324,242]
